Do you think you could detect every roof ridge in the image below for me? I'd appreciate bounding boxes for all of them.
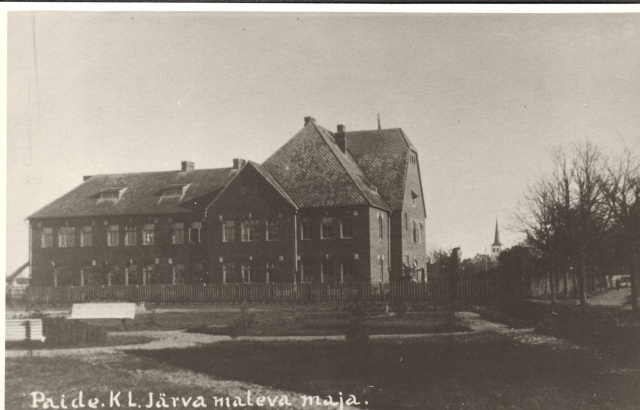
[87,167,233,179]
[345,127,402,133]
[311,122,389,210]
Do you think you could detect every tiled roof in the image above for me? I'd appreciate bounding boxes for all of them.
[28,168,237,219]
[262,121,390,210]
[206,161,298,211]
[345,128,413,211]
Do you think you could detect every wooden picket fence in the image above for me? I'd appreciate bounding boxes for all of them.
[12,279,533,305]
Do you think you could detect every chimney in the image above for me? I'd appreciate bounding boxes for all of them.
[335,124,347,153]
[232,158,246,170]
[181,161,195,172]
[83,175,92,182]
[304,116,316,126]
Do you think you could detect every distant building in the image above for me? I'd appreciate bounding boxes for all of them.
[490,219,503,262]
[27,116,427,286]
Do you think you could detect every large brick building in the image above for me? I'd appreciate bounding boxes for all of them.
[28,117,427,286]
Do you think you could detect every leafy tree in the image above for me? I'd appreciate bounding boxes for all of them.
[497,245,538,279]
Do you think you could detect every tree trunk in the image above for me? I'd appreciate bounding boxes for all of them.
[629,240,639,311]
[549,269,557,305]
[579,252,587,305]
[563,269,569,299]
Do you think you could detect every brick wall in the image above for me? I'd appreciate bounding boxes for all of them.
[29,213,208,286]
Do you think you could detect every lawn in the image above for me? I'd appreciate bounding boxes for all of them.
[15,303,467,336]
[5,354,220,410]
[132,333,640,409]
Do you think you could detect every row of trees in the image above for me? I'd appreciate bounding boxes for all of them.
[516,142,639,309]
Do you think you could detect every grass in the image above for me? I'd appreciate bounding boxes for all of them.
[477,301,640,365]
[132,333,640,409]
[5,334,153,350]
[16,303,467,336]
[4,355,239,410]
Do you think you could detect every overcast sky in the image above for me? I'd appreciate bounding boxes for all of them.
[6,10,640,273]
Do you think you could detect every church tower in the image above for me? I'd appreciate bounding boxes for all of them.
[490,219,503,261]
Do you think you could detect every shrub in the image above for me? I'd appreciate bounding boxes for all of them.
[228,306,256,339]
[42,317,107,347]
[345,301,369,346]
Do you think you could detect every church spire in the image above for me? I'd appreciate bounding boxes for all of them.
[492,219,502,247]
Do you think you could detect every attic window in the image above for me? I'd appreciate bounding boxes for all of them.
[98,188,125,200]
[411,190,419,207]
[162,185,186,197]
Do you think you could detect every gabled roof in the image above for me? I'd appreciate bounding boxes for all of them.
[28,168,238,219]
[343,128,413,211]
[262,121,389,210]
[206,161,298,212]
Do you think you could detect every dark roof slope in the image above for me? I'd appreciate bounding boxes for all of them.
[262,122,389,210]
[206,161,298,211]
[29,168,237,219]
[345,129,413,211]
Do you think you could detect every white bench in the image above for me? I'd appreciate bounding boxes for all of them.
[70,303,136,330]
[6,319,46,343]
[70,303,136,320]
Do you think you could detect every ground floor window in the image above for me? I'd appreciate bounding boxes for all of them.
[341,261,356,282]
[224,262,240,283]
[173,264,186,284]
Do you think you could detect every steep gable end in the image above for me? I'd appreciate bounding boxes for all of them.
[346,129,412,211]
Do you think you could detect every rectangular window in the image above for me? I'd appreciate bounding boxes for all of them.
[321,261,334,283]
[222,220,235,242]
[129,265,138,284]
[300,220,311,240]
[80,226,92,247]
[404,213,408,231]
[189,222,202,243]
[379,258,384,282]
[107,225,120,247]
[418,223,423,244]
[300,261,313,283]
[172,223,184,244]
[241,220,258,242]
[320,217,333,239]
[378,214,384,239]
[265,219,279,241]
[125,224,137,246]
[241,263,255,283]
[341,261,354,282]
[266,262,277,283]
[143,223,155,245]
[405,254,410,266]
[99,190,121,200]
[162,187,184,197]
[340,219,353,239]
[412,220,419,243]
[41,227,54,248]
[223,262,237,283]
[58,227,75,248]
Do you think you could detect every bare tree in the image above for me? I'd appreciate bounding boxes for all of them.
[600,146,640,310]
[516,143,611,305]
[571,143,610,305]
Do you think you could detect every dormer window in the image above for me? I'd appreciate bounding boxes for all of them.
[161,185,187,198]
[97,188,125,200]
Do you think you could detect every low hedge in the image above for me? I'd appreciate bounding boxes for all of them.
[42,317,107,347]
